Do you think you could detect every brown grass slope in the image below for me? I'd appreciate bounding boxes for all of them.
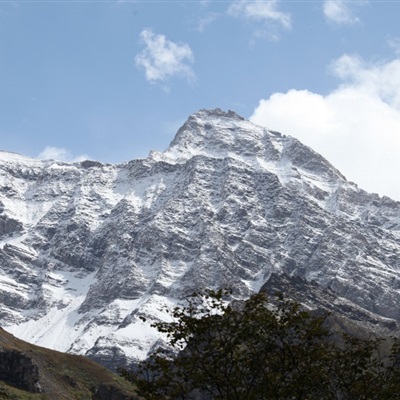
[0,327,141,400]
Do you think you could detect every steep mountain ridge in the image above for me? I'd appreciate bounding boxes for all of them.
[261,273,399,339]
[0,109,399,368]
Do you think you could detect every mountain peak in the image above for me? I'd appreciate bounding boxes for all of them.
[161,108,274,161]
[192,108,246,121]
[156,109,345,186]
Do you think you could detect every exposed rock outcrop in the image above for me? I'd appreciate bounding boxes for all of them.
[0,349,41,392]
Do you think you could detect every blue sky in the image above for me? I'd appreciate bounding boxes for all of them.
[1,0,400,200]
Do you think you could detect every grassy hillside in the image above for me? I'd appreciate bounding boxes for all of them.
[0,328,141,400]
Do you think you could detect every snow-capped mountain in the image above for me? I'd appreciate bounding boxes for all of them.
[1,109,400,368]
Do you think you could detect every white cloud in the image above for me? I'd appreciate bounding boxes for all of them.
[37,146,88,163]
[331,54,400,108]
[228,0,291,31]
[250,54,400,201]
[323,0,367,25]
[135,29,195,84]
[197,12,221,32]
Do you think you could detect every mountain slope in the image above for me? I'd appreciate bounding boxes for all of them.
[1,109,400,368]
[0,327,139,399]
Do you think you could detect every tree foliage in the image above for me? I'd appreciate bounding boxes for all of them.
[119,289,400,400]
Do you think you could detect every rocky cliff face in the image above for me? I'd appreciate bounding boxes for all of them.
[261,273,399,339]
[1,109,400,368]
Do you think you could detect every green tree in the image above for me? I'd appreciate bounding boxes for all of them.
[120,290,400,400]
